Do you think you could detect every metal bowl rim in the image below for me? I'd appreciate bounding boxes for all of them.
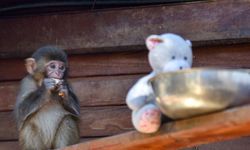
[149,68,250,83]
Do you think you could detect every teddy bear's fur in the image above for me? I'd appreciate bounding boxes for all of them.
[126,33,193,133]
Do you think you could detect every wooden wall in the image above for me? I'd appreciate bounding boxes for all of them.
[0,0,250,149]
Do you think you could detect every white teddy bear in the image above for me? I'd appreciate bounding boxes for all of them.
[126,33,193,133]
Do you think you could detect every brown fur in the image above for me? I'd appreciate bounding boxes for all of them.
[14,46,80,150]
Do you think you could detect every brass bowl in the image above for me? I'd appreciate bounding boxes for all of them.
[150,68,250,119]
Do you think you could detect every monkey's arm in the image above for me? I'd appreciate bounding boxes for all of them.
[59,83,80,117]
[14,76,48,129]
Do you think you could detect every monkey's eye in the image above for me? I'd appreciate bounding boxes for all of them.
[184,56,188,60]
[50,64,56,69]
[59,66,65,71]
[172,56,176,60]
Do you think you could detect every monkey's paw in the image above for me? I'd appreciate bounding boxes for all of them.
[44,78,57,91]
[138,108,161,133]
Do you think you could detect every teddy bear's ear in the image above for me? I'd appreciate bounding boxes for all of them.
[186,40,192,47]
[146,35,163,51]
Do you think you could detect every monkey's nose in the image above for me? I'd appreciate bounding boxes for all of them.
[179,66,183,70]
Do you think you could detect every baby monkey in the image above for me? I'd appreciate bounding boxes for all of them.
[14,46,80,150]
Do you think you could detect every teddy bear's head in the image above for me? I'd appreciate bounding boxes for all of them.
[146,33,193,73]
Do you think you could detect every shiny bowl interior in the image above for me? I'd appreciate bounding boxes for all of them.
[150,68,250,119]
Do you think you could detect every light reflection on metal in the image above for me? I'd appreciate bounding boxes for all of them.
[150,68,250,119]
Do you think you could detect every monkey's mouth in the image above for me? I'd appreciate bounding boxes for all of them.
[48,72,63,79]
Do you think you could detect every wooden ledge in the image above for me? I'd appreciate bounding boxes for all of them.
[62,104,250,150]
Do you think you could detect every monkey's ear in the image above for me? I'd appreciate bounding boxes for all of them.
[25,58,37,74]
[146,35,163,51]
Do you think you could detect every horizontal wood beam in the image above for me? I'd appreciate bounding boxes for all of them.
[0,51,150,81]
[62,105,250,150]
[0,137,102,150]
[0,75,141,111]
[1,43,250,82]
[0,106,132,140]
[0,141,20,150]
[1,44,250,111]
[3,136,250,150]
[0,0,250,58]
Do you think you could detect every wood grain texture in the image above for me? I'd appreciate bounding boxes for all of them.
[0,0,250,58]
[0,51,150,81]
[193,137,250,150]
[1,43,250,81]
[62,105,250,150]
[0,106,132,140]
[1,44,250,111]
[0,141,20,150]
[0,75,141,111]
[0,137,101,150]
[2,136,250,150]
[192,44,250,69]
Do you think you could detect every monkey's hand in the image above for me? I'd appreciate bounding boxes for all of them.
[43,78,57,92]
[58,84,68,99]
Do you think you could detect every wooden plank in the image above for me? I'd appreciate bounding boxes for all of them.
[194,137,250,150]
[0,106,132,140]
[0,138,101,150]
[0,75,141,111]
[79,106,132,137]
[193,44,250,69]
[2,43,250,111]
[2,136,250,150]
[0,141,20,150]
[62,105,250,150]
[0,0,250,58]
[1,43,250,81]
[0,51,150,81]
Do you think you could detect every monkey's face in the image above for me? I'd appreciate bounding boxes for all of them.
[45,60,65,79]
